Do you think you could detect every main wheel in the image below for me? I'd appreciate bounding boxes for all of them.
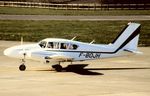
[52,64,62,72]
[19,64,26,71]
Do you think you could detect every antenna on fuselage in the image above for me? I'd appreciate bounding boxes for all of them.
[89,40,95,44]
[71,36,77,40]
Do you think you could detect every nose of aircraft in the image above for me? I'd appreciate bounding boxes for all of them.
[4,44,38,58]
[4,47,14,56]
[3,46,22,58]
[4,46,30,58]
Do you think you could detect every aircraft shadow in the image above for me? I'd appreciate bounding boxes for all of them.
[35,64,103,75]
[86,67,150,70]
[62,64,150,75]
[63,64,104,75]
[35,64,150,75]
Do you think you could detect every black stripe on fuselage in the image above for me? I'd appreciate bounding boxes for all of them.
[45,25,140,54]
[112,24,129,44]
[114,26,140,53]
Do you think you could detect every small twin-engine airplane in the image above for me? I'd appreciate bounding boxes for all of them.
[4,23,142,72]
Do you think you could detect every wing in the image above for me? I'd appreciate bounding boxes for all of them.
[45,54,74,62]
[29,51,74,62]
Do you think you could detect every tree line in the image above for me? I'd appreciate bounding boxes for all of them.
[101,0,150,4]
[0,0,150,4]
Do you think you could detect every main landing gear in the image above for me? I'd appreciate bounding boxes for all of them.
[52,61,73,72]
[52,62,63,72]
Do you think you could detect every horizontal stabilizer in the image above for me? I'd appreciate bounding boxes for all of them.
[124,49,143,54]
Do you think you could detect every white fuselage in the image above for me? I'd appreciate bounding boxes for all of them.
[4,38,126,63]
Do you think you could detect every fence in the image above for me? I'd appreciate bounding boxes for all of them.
[0,1,150,10]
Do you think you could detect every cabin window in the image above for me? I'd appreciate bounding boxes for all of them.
[43,41,78,50]
[39,41,47,48]
[70,44,78,50]
[72,44,78,49]
[60,43,78,50]
[60,43,69,49]
[47,42,54,48]
[47,42,59,49]
[53,42,59,49]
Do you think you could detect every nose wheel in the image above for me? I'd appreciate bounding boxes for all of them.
[19,52,27,71]
[19,57,26,71]
[19,64,26,71]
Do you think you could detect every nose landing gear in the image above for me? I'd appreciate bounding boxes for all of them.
[19,53,26,71]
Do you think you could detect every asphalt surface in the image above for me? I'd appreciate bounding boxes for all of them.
[0,15,150,20]
[0,41,150,96]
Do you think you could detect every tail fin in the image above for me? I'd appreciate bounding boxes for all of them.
[112,22,141,53]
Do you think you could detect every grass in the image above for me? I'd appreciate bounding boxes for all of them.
[0,7,150,15]
[0,20,149,46]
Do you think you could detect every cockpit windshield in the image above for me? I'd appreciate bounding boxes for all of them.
[39,41,47,48]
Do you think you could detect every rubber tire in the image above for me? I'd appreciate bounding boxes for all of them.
[52,65,62,72]
[19,64,26,71]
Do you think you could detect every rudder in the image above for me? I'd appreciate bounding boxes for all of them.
[112,22,141,52]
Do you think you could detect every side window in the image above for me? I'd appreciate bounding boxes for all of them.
[72,44,78,49]
[39,41,47,48]
[47,42,60,49]
[69,44,78,50]
[47,42,54,49]
[53,42,59,49]
[47,42,78,50]
[60,43,69,49]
